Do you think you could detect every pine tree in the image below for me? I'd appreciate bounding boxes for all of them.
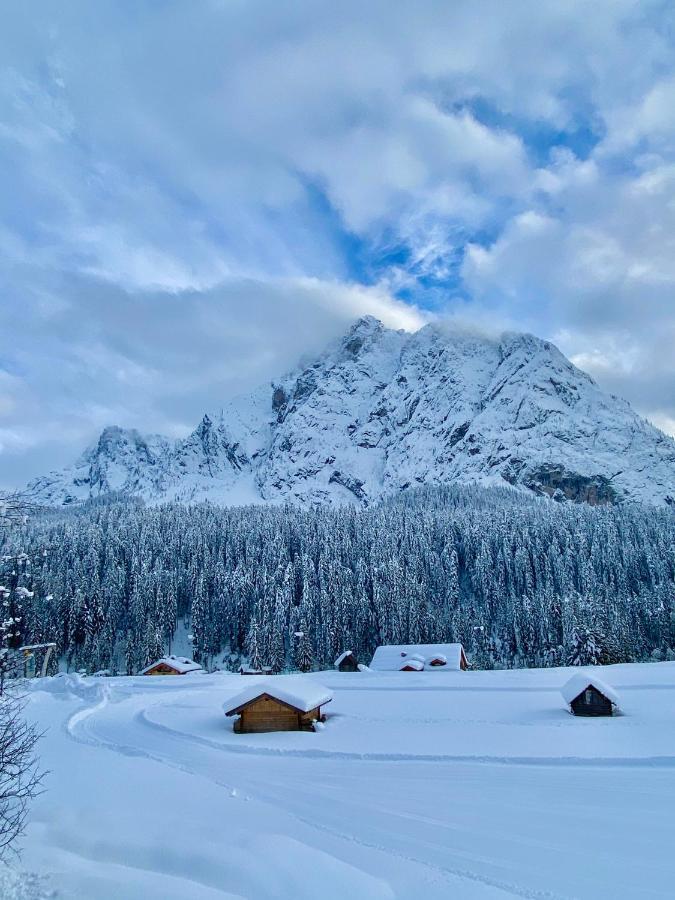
[566,625,606,667]
[293,621,314,673]
[246,615,263,671]
[2,485,674,674]
[269,592,287,673]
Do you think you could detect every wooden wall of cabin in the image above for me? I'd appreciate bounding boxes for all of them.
[570,687,613,717]
[235,696,322,733]
[238,696,300,733]
[146,664,180,675]
[338,657,358,672]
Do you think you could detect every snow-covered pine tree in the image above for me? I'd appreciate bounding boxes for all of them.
[245,612,263,671]
[1,485,673,673]
[292,621,314,673]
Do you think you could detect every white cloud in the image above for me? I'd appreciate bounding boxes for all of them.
[2,1,675,481]
[649,414,675,439]
[462,144,675,430]
[0,267,424,484]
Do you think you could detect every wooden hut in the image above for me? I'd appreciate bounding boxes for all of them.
[141,655,202,676]
[334,650,359,672]
[399,657,425,672]
[224,677,333,733]
[370,643,468,672]
[561,672,619,717]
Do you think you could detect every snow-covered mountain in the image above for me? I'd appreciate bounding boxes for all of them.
[26,316,675,507]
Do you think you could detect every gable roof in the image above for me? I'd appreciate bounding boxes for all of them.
[561,672,620,706]
[334,650,355,666]
[370,643,466,671]
[223,676,333,716]
[141,655,202,675]
[400,658,424,671]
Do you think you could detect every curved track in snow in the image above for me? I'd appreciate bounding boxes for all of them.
[63,683,569,900]
[26,664,675,899]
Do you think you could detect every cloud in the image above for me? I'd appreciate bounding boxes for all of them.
[4,0,668,293]
[461,147,675,433]
[0,266,424,484]
[2,1,675,480]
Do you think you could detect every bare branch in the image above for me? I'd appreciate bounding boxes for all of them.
[0,495,36,530]
[0,690,44,858]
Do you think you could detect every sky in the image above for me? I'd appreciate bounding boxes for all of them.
[1,0,675,486]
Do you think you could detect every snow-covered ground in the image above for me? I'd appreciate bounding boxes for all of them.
[18,662,675,899]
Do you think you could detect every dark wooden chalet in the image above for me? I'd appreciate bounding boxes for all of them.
[561,673,619,717]
[224,677,333,733]
[334,650,359,672]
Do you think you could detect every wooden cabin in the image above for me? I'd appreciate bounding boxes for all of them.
[428,654,448,667]
[370,643,468,672]
[400,657,424,672]
[239,665,273,676]
[334,650,359,672]
[561,673,619,717]
[224,677,333,733]
[141,655,202,676]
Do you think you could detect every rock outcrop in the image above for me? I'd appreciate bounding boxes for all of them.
[26,316,675,508]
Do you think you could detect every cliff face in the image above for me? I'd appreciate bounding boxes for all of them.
[27,316,675,508]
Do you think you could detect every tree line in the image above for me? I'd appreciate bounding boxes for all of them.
[1,485,674,674]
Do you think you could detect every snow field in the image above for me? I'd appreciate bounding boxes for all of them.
[20,662,675,899]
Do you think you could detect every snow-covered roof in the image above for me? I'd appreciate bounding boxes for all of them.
[561,672,620,706]
[223,676,333,715]
[370,643,466,671]
[399,658,424,671]
[141,655,202,675]
[334,650,355,666]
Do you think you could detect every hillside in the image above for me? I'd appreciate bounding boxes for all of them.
[9,487,675,676]
[26,316,675,507]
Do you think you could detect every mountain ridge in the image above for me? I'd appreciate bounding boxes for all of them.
[26,316,675,508]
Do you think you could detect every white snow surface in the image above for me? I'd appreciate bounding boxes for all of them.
[222,676,333,715]
[21,662,675,899]
[561,671,620,706]
[140,655,202,675]
[399,658,425,671]
[370,642,465,670]
[25,316,675,507]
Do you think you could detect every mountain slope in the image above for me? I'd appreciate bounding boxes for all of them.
[26,316,675,507]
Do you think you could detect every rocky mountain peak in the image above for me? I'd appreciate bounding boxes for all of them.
[25,317,675,508]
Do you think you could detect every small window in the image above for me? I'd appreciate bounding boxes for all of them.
[585,689,593,704]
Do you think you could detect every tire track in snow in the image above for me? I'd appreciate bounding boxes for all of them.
[137,706,675,768]
[64,689,571,900]
[333,682,675,694]
[61,688,259,899]
[65,687,242,793]
[133,715,570,900]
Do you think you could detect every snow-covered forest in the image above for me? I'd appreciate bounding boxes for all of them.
[3,486,674,675]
